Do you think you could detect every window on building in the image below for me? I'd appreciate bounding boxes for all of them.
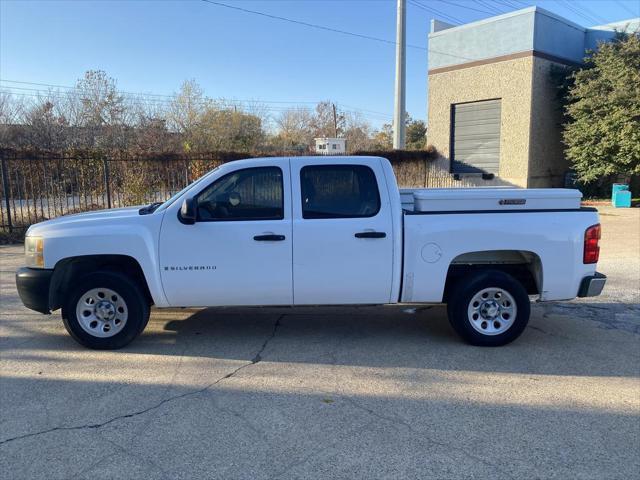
[196,167,283,221]
[332,144,338,150]
[451,99,501,174]
[300,165,380,219]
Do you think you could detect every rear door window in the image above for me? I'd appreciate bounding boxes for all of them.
[300,165,380,219]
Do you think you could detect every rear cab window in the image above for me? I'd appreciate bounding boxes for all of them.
[300,165,381,219]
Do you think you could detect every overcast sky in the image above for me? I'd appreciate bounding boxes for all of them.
[1,0,638,128]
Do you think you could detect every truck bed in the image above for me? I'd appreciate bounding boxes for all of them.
[400,188,582,212]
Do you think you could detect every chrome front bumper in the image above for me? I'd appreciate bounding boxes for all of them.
[577,272,607,297]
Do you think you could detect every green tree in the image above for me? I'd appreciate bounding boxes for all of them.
[562,33,640,183]
[371,114,427,150]
[406,116,427,150]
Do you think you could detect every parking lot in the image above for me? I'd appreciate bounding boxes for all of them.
[1,206,638,479]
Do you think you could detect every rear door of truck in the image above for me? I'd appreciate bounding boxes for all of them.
[291,157,394,304]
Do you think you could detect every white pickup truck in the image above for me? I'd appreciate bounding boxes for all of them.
[16,156,606,349]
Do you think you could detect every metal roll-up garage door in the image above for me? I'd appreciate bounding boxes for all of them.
[451,99,502,174]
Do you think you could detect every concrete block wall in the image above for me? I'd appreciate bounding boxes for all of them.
[427,56,536,188]
[527,56,571,188]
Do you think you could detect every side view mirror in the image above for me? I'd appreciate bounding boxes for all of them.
[179,198,197,225]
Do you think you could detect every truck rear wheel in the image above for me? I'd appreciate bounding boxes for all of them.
[447,270,530,346]
[62,271,149,349]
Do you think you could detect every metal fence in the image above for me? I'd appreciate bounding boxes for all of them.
[0,149,473,233]
[0,151,226,232]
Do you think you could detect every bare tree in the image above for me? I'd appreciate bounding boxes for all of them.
[51,70,126,149]
[0,74,391,154]
[0,91,23,147]
[274,107,314,149]
[194,106,264,152]
[168,79,209,151]
[129,96,177,152]
[310,101,344,138]
[371,123,393,150]
[22,96,68,149]
[75,70,125,126]
[342,111,375,152]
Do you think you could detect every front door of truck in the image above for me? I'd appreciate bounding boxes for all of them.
[291,158,394,304]
[159,159,293,307]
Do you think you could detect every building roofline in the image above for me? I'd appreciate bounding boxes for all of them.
[428,6,587,39]
[590,18,640,31]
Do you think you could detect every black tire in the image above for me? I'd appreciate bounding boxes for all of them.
[62,271,150,350]
[447,270,530,346]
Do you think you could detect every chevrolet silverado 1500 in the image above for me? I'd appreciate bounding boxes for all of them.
[16,156,606,349]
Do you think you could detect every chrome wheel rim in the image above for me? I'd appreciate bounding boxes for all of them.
[76,287,128,338]
[467,287,517,336]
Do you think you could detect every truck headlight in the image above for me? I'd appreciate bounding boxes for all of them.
[25,236,44,268]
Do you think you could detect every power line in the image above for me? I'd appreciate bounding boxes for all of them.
[615,0,639,17]
[576,1,609,24]
[434,0,496,16]
[0,86,394,121]
[483,0,510,13]
[408,0,463,24]
[0,79,321,105]
[0,81,390,118]
[507,0,530,7]
[200,0,428,51]
[408,0,459,24]
[493,0,524,10]
[337,103,394,117]
[475,0,505,15]
[0,85,317,113]
[557,0,602,25]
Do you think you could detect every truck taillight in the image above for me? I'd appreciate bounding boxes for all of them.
[583,224,601,264]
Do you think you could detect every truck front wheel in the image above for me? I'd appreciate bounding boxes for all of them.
[447,270,530,346]
[61,271,150,349]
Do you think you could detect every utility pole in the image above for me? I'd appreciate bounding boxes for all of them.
[393,0,406,149]
[332,103,338,138]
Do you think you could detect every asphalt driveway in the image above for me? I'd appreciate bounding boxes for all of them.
[1,206,638,479]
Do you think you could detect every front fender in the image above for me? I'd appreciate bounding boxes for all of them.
[40,214,169,307]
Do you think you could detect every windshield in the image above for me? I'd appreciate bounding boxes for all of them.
[155,166,222,212]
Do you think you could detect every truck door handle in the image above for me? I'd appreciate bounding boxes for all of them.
[354,231,386,239]
[253,234,286,241]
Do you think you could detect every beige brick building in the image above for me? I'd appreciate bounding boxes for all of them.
[426,8,639,188]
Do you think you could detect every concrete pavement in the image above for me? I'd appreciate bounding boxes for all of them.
[1,206,638,479]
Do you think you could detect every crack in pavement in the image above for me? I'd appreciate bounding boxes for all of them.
[268,419,379,480]
[210,395,270,443]
[536,302,640,335]
[0,314,284,447]
[342,395,517,480]
[527,325,569,339]
[292,349,516,480]
[128,337,194,443]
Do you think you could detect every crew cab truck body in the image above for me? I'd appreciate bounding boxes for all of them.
[16,156,606,349]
